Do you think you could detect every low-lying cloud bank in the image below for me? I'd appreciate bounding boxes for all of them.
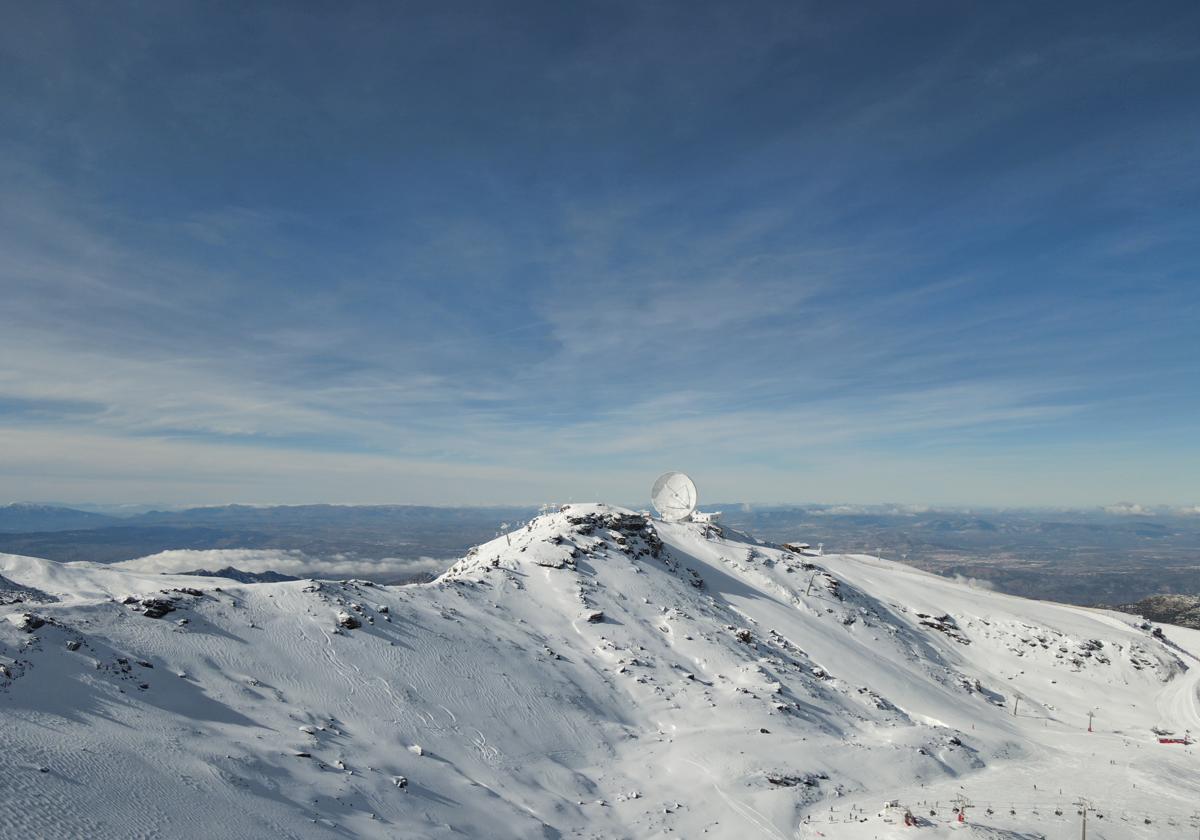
[113,548,451,581]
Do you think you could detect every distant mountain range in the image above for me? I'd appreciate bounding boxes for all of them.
[0,502,539,533]
[178,566,300,583]
[2,502,1198,607]
[2,503,1197,838]
[0,503,119,532]
[0,503,539,573]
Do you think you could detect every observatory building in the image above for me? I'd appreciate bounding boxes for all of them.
[650,472,697,521]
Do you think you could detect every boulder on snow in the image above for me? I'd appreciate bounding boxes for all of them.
[767,772,825,787]
[14,613,45,632]
[584,610,605,624]
[337,610,361,629]
[140,598,176,619]
[65,639,81,651]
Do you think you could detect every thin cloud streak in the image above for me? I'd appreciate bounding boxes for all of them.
[112,548,448,580]
[0,1,1197,506]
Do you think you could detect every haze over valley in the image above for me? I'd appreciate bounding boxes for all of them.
[4,499,1199,612]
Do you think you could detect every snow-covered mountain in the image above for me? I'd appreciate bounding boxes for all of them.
[2,504,1198,839]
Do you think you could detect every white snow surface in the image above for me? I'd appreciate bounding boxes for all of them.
[1,503,1198,839]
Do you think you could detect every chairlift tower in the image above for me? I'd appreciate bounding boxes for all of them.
[1075,797,1092,840]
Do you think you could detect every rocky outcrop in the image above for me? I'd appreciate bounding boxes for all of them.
[1112,594,1200,630]
[0,575,57,605]
[140,598,176,619]
[14,612,45,632]
[179,567,300,583]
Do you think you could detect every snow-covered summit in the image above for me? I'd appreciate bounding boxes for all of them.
[2,503,1198,838]
[440,503,663,578]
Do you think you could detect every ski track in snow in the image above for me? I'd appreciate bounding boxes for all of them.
[681,756,788,840]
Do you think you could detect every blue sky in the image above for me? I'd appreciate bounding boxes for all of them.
[1,1,1197,506]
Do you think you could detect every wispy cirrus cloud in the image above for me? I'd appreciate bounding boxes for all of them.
[1,1,1198,507]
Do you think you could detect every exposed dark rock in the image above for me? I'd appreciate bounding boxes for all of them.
[0,575,58,605]
[140,598,176,618]
[179,567,300,584]
[767,772,826,787]
[915,612,971,645]
[1111,594,1200,630]
[15,612,44,632]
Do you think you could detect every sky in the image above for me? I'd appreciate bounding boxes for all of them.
[1,1,1198,508]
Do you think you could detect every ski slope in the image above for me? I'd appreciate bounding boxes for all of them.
[2,504,1198,838]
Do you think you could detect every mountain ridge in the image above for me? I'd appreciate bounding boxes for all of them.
[0,503,118,533]
[2,503,1198,838]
